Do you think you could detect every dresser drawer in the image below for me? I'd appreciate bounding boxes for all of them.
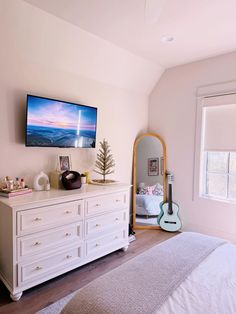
[85,229,127,259]
[85,192,128,216]
[16,200,84,236]
[18,245,83,285]
[17,222,83,260]
[85,210,127,238]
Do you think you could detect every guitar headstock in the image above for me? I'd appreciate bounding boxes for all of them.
[167,174,174,184]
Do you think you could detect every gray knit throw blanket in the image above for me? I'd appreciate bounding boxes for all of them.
[62,232,226,314]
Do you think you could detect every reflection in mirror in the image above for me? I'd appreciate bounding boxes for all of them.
[133,133,166,229]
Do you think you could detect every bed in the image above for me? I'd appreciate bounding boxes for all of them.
[159,242,236,313]
[136,194,163,216]
[61,232,236,314]
[136,183,163,217]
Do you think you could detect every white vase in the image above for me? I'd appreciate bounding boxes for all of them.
[33,171,49,191]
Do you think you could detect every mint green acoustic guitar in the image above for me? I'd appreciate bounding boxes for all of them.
[159,174,181,232]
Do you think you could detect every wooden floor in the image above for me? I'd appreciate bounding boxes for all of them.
[0,229,176,314]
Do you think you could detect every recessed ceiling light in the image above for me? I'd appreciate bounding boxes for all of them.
[161,36,175,43]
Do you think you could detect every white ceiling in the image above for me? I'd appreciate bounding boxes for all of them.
[24,0,236,68]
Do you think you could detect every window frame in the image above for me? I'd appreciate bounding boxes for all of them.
[193,84,236,204]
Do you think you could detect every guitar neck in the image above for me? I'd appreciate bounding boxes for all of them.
[168,183,173,214]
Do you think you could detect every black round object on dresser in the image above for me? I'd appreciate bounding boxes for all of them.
[61,171,81,190]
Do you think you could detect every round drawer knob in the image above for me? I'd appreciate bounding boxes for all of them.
[65,233,71,237]
[115,218,119,221]
[65,210,72,214]
[115,200,121,202]
[95,243,100,247]
[95,224,101,227]
[66,255,72,259]
[95,204,101,207]
[34,217,42,221]
[36,266,43,271]
[34,241,42,246]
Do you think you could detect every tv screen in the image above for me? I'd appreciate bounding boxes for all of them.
[26,95,97,148]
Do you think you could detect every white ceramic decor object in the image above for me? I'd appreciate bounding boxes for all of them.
[33,171,49,191]
[81,176,87,185]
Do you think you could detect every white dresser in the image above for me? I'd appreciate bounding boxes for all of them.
[0,184,130,301]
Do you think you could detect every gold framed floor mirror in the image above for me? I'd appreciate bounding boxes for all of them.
[133,133,167,229]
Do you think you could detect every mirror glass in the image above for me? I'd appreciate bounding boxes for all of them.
[133,133,166,228]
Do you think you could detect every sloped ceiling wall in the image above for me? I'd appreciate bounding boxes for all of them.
[2,0,163,95]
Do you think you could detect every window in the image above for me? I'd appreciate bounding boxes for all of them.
[203,151,236,200]
[197,92,236,203]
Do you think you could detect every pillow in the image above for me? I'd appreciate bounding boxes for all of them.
[153,183,163,196]
[137,183,163,196]
[146,186,154,195]
[137,186,147,195]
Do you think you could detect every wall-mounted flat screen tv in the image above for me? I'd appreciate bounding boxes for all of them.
[26,95,97,148]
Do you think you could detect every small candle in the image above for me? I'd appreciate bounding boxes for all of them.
[84,171,90,184]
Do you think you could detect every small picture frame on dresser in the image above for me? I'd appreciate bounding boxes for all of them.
[58,155,72,172]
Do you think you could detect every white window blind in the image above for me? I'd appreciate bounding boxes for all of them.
[203,93,236,151]
[199,92,236,201]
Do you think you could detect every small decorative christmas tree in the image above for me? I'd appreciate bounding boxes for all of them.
[94,139,115,183]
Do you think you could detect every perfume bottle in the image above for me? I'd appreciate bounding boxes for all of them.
[16,177,21,189]
[20,178,25,188]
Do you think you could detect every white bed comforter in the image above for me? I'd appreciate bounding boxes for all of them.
[136,194,162,216]
[157,243,236,314]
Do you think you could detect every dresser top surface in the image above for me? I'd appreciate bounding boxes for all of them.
[0,183,131,209]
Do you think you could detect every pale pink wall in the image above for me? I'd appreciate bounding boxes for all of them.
[0,0,155,185]
[149,52,236,243]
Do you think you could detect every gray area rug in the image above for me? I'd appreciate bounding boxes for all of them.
[36,292,77,314]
